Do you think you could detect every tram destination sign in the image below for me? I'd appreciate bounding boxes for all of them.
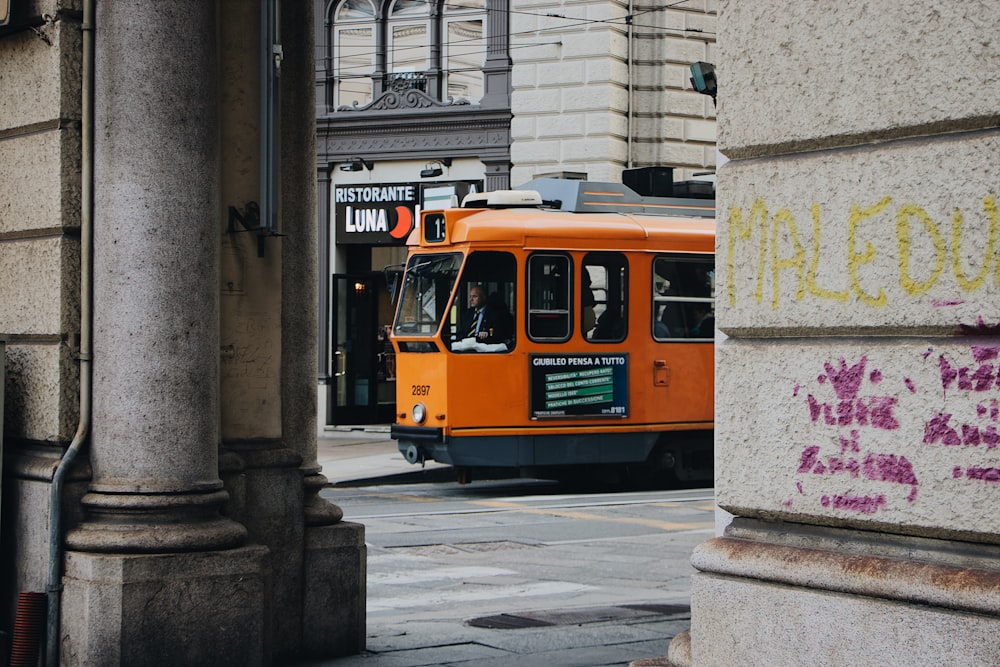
[529,353,628,419]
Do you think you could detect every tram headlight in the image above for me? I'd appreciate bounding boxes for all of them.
[412,403,427,424]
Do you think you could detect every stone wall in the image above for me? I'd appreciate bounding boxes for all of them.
[0,2,365,663]
[685,1,1000,664]
[0,4,84,623]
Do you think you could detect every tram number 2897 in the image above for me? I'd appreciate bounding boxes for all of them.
[389,178,716,485]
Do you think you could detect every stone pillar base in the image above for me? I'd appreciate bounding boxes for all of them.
[690,573,1000,666]
[687,522,1000,666]
[60,545,269,667]
[301,521,366,657]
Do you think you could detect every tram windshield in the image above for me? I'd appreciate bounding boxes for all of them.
[393,252,462,336]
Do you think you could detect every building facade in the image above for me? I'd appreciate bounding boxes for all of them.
[315,0,718,426]
[1,1,364,664]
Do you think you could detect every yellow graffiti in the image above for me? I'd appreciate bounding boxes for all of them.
[727,194,1000,309]
[771,209,806,308]
[898,203,944,296]
[952,195,998,291]
[807,203,849,302]
[847,197,891,307]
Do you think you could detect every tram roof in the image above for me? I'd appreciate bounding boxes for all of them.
[439,180,714,251]
[516,178,715,218]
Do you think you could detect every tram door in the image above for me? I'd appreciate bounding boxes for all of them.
[329,273,396,424]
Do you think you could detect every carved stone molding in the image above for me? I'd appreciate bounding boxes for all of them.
[318,109,511,162]
[337,88,470,112]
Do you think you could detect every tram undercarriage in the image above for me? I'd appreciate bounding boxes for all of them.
[392,425,713,486]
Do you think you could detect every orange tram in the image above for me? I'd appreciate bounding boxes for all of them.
[389,178,715,484]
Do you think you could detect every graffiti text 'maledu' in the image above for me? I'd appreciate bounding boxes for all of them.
[727,195,999,309]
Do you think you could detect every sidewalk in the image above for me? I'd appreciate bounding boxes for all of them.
[317,425,450,486]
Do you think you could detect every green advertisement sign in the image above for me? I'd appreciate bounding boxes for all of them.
[529,353,628,418]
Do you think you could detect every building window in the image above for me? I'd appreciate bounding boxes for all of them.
[388,0,429,76]
[334,0,376,108]
[444,0,484,103]
[328,0,487,109]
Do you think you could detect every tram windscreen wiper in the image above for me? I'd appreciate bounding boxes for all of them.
[409,255,459,275]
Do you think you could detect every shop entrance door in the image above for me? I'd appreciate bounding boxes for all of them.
[329,273,397,425]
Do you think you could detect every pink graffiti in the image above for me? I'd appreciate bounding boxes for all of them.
[796,482,804,494]
[869,369,883,384]
[820,494,887,514]
[861,453,917,485]
[972,346,1000,363]
[839,430,861,453]
[807,395,900,430]
[958,317,1000,336]
[822,357,867,400]
[938,354,958,391]
[954,466,1000,482]
[923,413,1000,449]
[937,353,1000,394]
[972,399,999,420]
[904,378,916,393]
[933,300,965,307]
[797,446,820,473]
[796,447,918,486]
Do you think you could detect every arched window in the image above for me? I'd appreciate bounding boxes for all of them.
[385,0,431,94]
[327,0,489,109]
[333,0,376,108]
[388,0,430,74]
[443,0,485,103]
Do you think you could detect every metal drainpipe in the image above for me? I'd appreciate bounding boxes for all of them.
[626,0,633,169]
[46,0,94,664]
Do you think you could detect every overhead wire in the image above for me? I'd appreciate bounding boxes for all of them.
[316,0,716,77]
[316,0,714,77]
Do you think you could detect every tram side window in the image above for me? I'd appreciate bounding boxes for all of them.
[449,250,516,351]
[527,253,571,341]
[583,252,627,343]
[652,256,715,341]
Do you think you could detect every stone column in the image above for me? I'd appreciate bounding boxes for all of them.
[71,0,242,555]
[280,0,366,657]
[480,0,511,108]
[61,2,267,665]
[677,2,1000,666]
[482,157,511,192]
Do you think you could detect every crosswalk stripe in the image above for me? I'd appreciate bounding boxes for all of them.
[368,580,596,613]
[369,566,515,585]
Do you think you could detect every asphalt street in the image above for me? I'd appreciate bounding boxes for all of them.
[300,427,715,667]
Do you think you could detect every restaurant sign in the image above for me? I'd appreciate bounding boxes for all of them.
[334,183,419,245]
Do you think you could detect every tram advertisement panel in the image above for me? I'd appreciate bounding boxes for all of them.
[529,354,628,419]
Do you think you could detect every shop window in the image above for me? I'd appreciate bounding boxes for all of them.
[583,253,627,343]
[652,256,715,341]
[528,253,571,341]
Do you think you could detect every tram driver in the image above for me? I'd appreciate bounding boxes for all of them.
[459,284,513,347]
